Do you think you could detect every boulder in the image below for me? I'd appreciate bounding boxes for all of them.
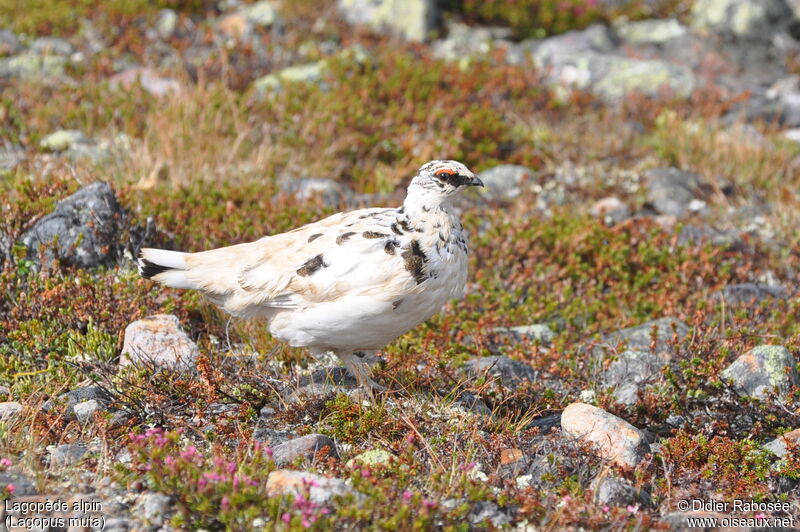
[721,345,799,399]
[20,182,123,269]
[561,402,650,468]
[337,0,437,42]
[120,315,199,372]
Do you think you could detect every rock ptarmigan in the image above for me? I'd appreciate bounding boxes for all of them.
[138,160,483,393]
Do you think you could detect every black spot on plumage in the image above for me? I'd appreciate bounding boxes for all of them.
[139,258,173,279]
[390,223,403,235]
[401,239,428,285]
[397,206,405,214]
[392,299,403,309]
[297,254,326,277]
[336,232,356,245]
[362,231,387,239]
[307,233,323,243]
[384,240,398,255]
[398,219,412,232]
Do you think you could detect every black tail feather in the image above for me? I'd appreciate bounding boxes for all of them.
[138,257,174,279]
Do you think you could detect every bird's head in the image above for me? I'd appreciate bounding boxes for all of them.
[405,160,483,211]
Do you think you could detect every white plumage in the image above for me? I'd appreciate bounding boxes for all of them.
[138,160,483,392]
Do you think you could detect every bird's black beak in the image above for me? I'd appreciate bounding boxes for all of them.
[467,175,484,187]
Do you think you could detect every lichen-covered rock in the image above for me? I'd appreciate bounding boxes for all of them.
[110,67,181,97]
[603,350,666,405]
[561,402,650,468]
[272,434,339,466]
[31,37,74,56]
[0,29,21,56]
[39,130,89,151]
[529,24,695,102]
[120,314,199,372]
[266,470,352,504]
[721,345,799,399]
[615,18,687,45]
[155,9,178,38]
[691,0,793,40]
[337,0,437,42]
[0,53,66,79]
[241,1,278,27]
[19,182,123,269]
[478,165,533,201]
[254,62,326,93]
[279,177,353,208]
[466,355,537,389]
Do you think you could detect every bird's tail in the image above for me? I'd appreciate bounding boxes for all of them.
[137,248,195,289]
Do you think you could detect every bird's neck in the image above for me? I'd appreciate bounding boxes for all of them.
[402,190,454,218]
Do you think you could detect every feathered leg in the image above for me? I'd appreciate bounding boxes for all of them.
[337,351,386,397]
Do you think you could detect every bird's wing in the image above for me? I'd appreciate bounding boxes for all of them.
[226,207,421,312]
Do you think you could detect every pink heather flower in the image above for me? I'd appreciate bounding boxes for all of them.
[198,478,208,489]
[180,446,197,459]
[0,458,11,467]
[403,490,413,501]
[6,484,14,495]
[602,505,610,513]
[221,496,230,509]
[755,512,767,519]
[282,513,291,524]
[264,448,273,458]
[459,462,476,472]
[226,462,237,475]
[301,518,311,528]
[361,468,371,478]
[562,495,572,503]
[164,456,175,466]
[422,499,437,510]
[627,504,639,513]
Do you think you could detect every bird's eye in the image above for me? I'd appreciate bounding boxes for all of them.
[435,169,457,177]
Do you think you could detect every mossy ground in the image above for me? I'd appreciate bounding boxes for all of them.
[0,0,799,530]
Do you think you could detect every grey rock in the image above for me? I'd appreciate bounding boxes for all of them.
[0,401,22,420]
[279,177,352,207]
[478,165,534,201]
[266,469,352,504]
[721,345,800,399]
[603,350,666,405]
[453,391,490,416]
[73,399,102,423]
[591,475,650,506]
[32,36,74,56]
[677,224,742,248]
[525,413,561,434]
[0,30,21,56]
[272,434,339,466]
[530,24,618,63]
[644,167,703,218]
[561,402,650,468]
[42,385,111,416]
[615,18,687,45]
[468,501,511,527]
[337,0,437,42]
[0,472,36,495]
[155,9,179,38]
[0,53,67,79]
[259,406,276,418]
[0,145,25,173]
[602,317,689,360]
[590,197,631,225]
[764,428,800,458]
[120,314,199,372]
[691,0,793,40]
[139,492,172,526]
[253,428,295,447]
[465,355,537,389]
[712,283,788,305]
[19,182,122,269]
[39,129,89,151]
[48,443,88,468]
